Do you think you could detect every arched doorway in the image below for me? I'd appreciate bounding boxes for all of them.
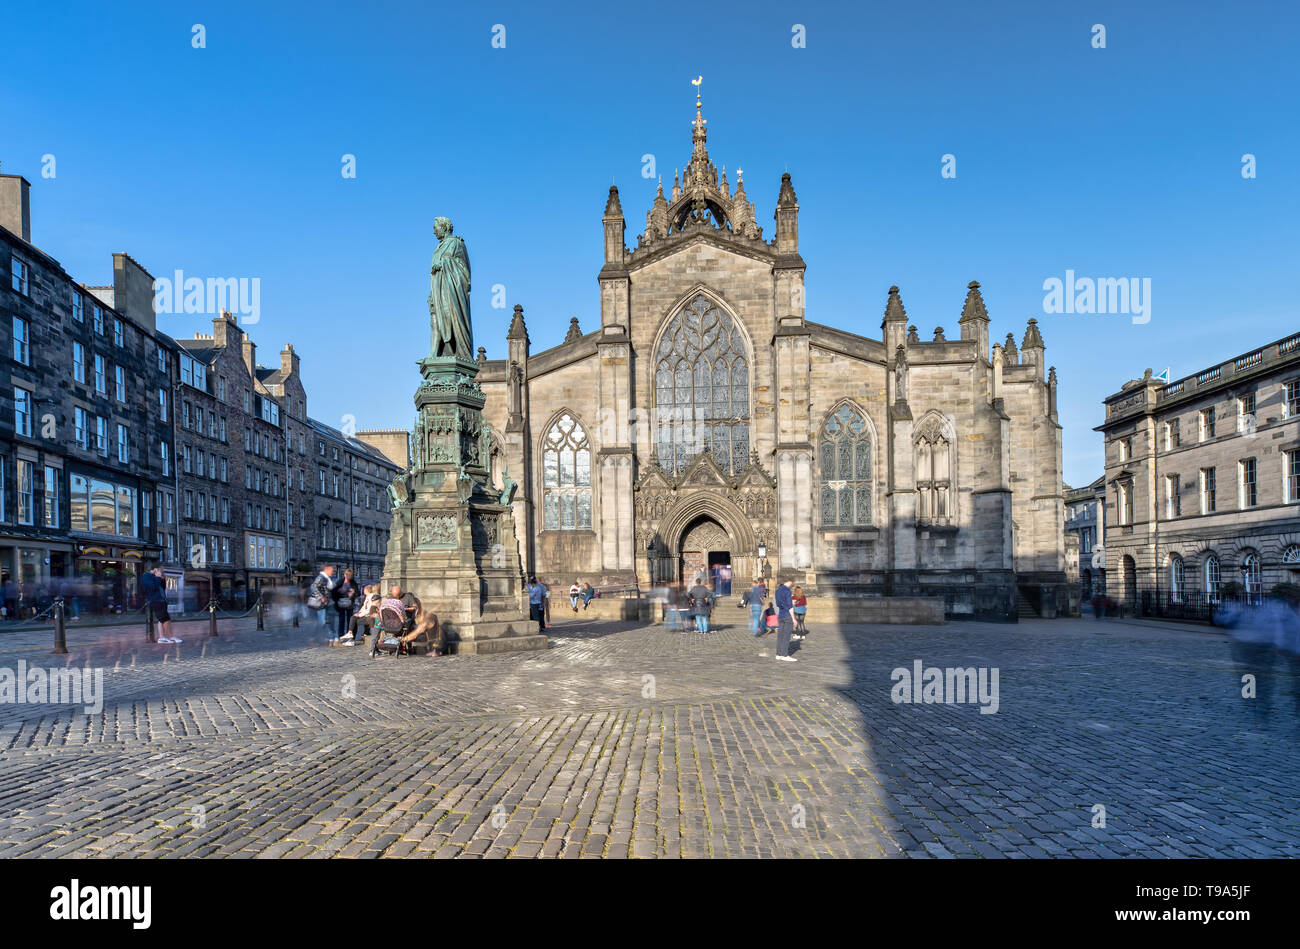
[679,516,732,593]
[1122,555,1137,607]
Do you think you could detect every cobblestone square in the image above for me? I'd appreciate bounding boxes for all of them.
[0,613,1296,858]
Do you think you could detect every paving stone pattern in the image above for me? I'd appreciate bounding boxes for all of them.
[0,613,1296,858]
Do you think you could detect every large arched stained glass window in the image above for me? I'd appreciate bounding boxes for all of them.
[654,294,749,474]
[819,404,873,526]
[542,413,591,530]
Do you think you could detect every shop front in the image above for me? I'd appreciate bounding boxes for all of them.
[0,538,75,619]
[73,543,151,613]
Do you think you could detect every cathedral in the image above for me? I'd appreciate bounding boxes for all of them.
[476,91,1067,620]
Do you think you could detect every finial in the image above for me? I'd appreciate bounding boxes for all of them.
[691,75,706,131]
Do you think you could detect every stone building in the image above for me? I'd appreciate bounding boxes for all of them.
[1,167,406,614]
[473,95,1067,619]
[1096,333,1300,608]
[254,342,314,580]
[1,169,170,611]
[308,419,399,586]
[1065,475,1105,600]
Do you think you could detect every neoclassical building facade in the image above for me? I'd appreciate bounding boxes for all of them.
[475,96,1067,619]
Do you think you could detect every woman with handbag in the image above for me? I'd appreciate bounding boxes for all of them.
[332,568,361,645]
[308,565,335,630]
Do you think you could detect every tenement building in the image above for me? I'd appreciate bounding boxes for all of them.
[2,171,169,613]
[473,95,1067,619]
[1096,332,1300,607]
[309,419,400,586]
[0,167,405,615]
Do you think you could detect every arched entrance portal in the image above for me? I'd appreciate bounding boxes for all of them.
[680,516,732,594]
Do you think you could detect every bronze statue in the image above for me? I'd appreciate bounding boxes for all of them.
[428,217,474,358]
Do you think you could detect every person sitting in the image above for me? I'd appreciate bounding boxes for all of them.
[569,582,581,612]
[402,608,446,656]
[348,585,382,645]
[580,582,595,610]
[387,583,422,634]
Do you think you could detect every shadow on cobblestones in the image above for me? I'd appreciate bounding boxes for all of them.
[0,616,1296,858]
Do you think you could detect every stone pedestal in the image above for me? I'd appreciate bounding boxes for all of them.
[382,355,546,654]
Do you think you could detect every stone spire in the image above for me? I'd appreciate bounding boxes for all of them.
[1002,332,1018,363]
[1020,317,1045,375]
[604,185,622,217]
[686,78,715,189]
[602,185,625,265]
[507,304,528,341]
[1021,317,1044,351]
[959,280,990,356]
[773,173,799,255]
[564,316,582,343]
[644,176,670,243]
[883,285,908,323]
[960,280,989,323]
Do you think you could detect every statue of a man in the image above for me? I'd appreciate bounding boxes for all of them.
[428,216,474,358]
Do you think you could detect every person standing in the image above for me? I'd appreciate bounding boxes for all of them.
[527,577,548,633]
[774,578,796,662]
[142,565,181,644]
[792,585,808,640]
[689,578,712,634]
[309,564,335,631]
[744,578,766,636]
[333,568,361,645]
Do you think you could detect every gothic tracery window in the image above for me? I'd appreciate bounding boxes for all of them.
[654,294,749,474]
[915,418,953,524]
[542,413,591,530]
[819,404,873,526]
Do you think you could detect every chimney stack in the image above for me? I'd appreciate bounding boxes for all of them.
[0,171,32,243]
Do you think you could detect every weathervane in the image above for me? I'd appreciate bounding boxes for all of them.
[692,75,705,129]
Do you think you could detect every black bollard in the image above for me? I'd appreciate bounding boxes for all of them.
[146,603,156,643]
[52,597,68,655]
[292,605,299,628]
[256,596,265,631]
[208,597,219,637]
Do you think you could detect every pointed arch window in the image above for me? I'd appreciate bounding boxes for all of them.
[915,418,953,524]
[819,404,873,526]
[654,294,749,474]
[542,413,591,530]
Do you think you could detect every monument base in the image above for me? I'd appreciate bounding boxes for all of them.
[382,352,546,656]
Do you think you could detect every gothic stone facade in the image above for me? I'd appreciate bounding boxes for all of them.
[476,104,1067,619]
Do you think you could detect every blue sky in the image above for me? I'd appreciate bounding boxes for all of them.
[2,0,1296,486]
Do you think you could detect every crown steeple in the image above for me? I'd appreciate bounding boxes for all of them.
[630,78,766,251]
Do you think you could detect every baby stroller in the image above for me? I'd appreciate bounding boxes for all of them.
[371,598,410,658]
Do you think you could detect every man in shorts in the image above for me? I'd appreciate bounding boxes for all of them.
[142,565,181,644]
